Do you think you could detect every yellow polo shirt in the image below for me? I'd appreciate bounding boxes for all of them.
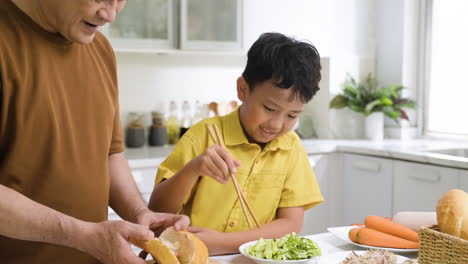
[155,109,323,232]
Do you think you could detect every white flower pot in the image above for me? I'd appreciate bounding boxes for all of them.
[365,112,384,141]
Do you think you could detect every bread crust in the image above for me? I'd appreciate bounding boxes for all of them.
[133,227,208,264]
[436,189,468,240]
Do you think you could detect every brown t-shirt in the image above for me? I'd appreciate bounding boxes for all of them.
[0,1,124,263]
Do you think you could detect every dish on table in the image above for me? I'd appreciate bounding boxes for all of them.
[239,235,321,264]
[318,250,410,264]
[327,226,418,253]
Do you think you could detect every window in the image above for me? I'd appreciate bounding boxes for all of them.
[424,0,468,136]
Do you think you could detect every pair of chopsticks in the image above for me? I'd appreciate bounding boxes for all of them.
[206,123,261,229]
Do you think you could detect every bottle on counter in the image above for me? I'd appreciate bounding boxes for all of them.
[166,101,180,145]
[125,112,146,148]
[180,100,192,138]
[148,111,167,146]
[192,101,210,125]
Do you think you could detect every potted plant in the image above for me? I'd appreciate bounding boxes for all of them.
[329,73,416,140]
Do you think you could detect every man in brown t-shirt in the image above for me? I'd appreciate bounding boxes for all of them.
[0,1,189,263]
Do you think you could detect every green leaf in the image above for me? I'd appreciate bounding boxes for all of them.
[329,95,348,109]
[365,99,383,114]
[379,97,393,106]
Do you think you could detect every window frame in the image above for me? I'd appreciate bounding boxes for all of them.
[419,0,468,139]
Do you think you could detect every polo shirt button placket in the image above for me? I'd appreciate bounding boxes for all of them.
[228,220,236,227]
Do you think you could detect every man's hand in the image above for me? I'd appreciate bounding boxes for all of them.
[135,209,190,236]
[188,226,228,255]
[189,145,241,184]
[81,220,154,264]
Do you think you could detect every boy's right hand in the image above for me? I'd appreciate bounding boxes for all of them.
[190,145,241,184]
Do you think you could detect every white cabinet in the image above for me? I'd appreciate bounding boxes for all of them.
[302,154,329,235]
[102,0,242,51]
[393,160,459,213]
[180,0,242,50]
[460,170,468,192]
[103,0,175,50]
[342,154,393,225]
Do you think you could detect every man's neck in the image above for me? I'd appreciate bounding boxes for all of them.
[11,0,55,32]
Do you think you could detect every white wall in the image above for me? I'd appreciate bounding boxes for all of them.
[117,0,412,138]
[116,0,335,119]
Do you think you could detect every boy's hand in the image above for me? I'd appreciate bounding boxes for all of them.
[135,209,190,236]
[188,226,229,255]
[190,145,241,184]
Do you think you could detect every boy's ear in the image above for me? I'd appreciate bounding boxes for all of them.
[237,76,249,102]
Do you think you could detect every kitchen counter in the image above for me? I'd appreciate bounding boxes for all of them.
[210,231,418,263]
[124,139,468,170]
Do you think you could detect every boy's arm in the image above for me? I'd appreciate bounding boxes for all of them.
[148,160,201,214]
[149,145,239,214]
[188,206,304,255]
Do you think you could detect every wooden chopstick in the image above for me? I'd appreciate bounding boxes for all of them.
[212,125,261,228]
[207,124,261,228]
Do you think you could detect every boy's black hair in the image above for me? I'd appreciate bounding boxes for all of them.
[242,32,321,103]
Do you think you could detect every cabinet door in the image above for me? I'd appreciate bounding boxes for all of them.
[393,161,459,213]
[342,154,393,225]
[180,0,242,50]
[302,155,329,235]
[460,170,468,192]
[102,0,175,50]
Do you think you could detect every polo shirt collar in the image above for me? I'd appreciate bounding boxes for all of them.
[222,107,293,151]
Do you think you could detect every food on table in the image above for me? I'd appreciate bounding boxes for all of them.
[348,228,418,249]
[349,227,360,243]
[132,227,208,264]
[436,189,468,240]
[392,211,436,232]
[339,249,418,264]
[340,249,397,264]
[365,215,419,242]
[245,232,321,260]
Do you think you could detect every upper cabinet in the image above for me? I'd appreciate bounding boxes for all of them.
[102,0,242,52]
[102,0,175,50]
[180,0,242,50]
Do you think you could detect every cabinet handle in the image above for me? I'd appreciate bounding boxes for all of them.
[352,161,381,172]
[408,174,441,183]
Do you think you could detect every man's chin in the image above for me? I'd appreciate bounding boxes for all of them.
[67,33,96,45]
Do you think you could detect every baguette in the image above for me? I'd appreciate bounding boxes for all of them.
[133,227,208,264]
[436,189,468,240]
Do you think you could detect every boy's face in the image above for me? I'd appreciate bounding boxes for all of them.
[237,77,304,144]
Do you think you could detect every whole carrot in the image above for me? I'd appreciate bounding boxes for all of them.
[365,215,419,242]
[348,227,361,243]
[356,228,419,249]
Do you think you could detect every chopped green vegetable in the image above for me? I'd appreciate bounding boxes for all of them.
[245,233,321,260]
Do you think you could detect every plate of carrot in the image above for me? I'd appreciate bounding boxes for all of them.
[327,215,419,253]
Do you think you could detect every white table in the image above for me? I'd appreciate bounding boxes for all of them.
[210,232,418,263]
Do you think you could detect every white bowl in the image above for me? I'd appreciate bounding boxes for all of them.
[239,240,319,264]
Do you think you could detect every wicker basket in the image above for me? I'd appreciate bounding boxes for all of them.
[418,225,468,264]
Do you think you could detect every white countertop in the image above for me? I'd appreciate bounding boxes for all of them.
[124,139,468,170]
[210,232,418,263]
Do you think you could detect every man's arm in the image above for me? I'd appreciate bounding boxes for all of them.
[108,153,191,232]
[189,206,304,255]
[0,184,153,263]
[108,152,148,222]
[0,184,90,248]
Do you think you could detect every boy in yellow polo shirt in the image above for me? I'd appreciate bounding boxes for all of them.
[148,32,323,255]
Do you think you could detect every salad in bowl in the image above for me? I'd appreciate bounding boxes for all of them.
[239,233,321,264]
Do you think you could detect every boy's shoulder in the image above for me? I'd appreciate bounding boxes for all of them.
[183,116,222,140]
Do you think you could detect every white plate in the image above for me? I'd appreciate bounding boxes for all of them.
[239,240,320,264]
[327,226,418,253]
[318,250,410,264]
